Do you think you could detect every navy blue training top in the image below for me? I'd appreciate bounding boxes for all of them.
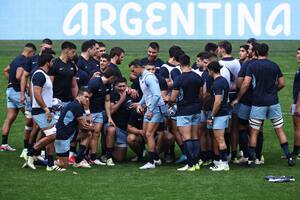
[246,59,283,106]
[88,77,111,113]
[48,58,77,102]
[56,100,84,140]
[173,71,204,116]
[8,55,27,91]
[238,59,257,106]
[211,76,229,116]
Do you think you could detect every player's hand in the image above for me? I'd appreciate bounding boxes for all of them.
[92,71,101,78]
[146,111,153,120]
[129,88,139,99]
[45,110,52,123]
[231,99,239,107]
[207,119,213,126]
[119,91,127,103]
[20,93,26,105]
[137,104,144,114]
[108,117,116,127]
[129,102,139,109]
[139,130,145,136]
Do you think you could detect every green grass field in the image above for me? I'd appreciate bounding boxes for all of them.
[0,40,299,200]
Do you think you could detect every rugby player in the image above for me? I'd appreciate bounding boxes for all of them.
[87,67,117,165]
[170,54,204,171]
[55,88,93,169]
[218,40,241,162]
[23,53,64,171]
[291,47,300,159]
[49,41,78,106]
[1,43,36,151]
[206,61,230,171]
[130,59,166,169]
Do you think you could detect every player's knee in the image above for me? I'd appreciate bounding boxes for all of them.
[271,117,284,129]
[106,127,116,137]
[164,132,175,143]
[249,118,263,130]
[127,134,136,144]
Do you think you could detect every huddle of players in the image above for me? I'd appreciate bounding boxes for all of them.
[1,38,298,172]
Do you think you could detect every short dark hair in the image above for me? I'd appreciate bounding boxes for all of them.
[179,54,190,66]
[128,59,142,68]
[38,53,54,66]
[81,40,94,52]
[174,49,185,62]
[61,41,77,50]
[41,48,56,55]
[110,47,125,58]
[204,43,218,53]
[101,53,111,62]
[218,40,232,54]
[25,43,37,51]
[169,45,182,58]
[42,38,53,45]
[78,87,91,96]
[116,77,127,84]
[148,42,160,51]
[240,44,249,51]
[247,38,257,44]
[197,52,210,59]
[297,47,300,51]
[257,43,269,57]
[207,61,222,73]
[97,41,106,47]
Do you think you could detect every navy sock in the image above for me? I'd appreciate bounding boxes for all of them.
[170,143,175,155]
[200,151,206,161]
[70,144,77,154]
[2,135,8,145]
[220,149,228,162]
[206,151,212,161]
[179,144,185,155]
[106,148,113,159]
[153,152,159,160]
[280,142,290,157]
[184,140,194,167]
[27,147,37,157]
[47,155,54,167]
[148,151,155,164]
[225,133,231,154]
[24,139,29,149]
[231,151,237,160]
[75,145,86,163]
[255,131,264,160]
[293,145,300,155]
[90,153,97,161]
[28,143,33,151]
[248,146,255,161]
[192,139,200,163]
[239,130,249,157]
[212,153,220,161]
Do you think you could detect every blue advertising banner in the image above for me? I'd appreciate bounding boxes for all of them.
[0,0,299,40]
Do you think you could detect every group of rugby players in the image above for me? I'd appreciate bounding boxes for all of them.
[1,38,299,172]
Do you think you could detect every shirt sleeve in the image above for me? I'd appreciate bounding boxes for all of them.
[105,84,112,95]
[245,63,254,77]
[238,64,246,78]
[159,67,169,79]
[72,104,84,118]
[32,72,46,87]
[171,68,181,80]
[276,64,283,77]
[213,82,223,96]
[24,58,32,72]
[172,76,181,90]
[159,76,168,91]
